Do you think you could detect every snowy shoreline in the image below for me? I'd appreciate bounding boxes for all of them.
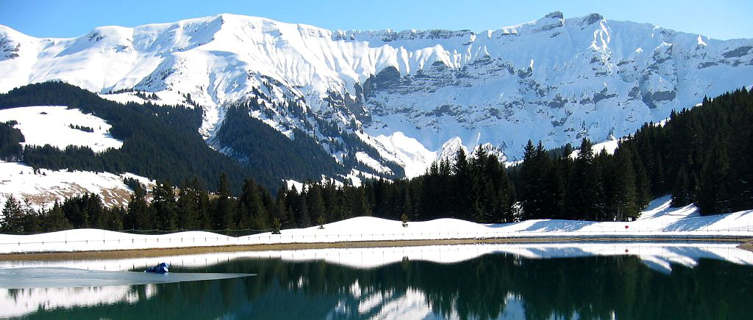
[3,196,753,255]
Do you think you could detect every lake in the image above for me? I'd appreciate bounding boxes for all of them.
[2,243,753,319]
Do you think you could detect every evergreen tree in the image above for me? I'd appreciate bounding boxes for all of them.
[611,147,639,221]
[698,141,732,214]
[176,178,200,230]
[127,182,151,229]
[42,201,72,231]
[672,165,692,207]
[21,202,42,234]
[633,150,652,210]
[152,180,177,230]
[297,192,311,227]
[353,187,371,217]
[307,184,326,227]
[519,140,543,219]
[238,178,268,230]
[213,173,235,230]
[1,196,25,233]
[566,138,606,220]
[274,186,291,229]
[453,148,472,220]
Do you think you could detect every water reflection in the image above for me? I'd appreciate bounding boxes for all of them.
[3,243,753,319]
[1,284,157,318]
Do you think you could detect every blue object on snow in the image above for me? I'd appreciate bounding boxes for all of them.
[145,262,169,274]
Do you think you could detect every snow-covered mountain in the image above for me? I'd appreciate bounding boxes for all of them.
[1,12,752,179]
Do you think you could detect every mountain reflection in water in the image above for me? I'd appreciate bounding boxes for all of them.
[3,243,753,319]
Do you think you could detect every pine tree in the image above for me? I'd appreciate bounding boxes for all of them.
[152,180,177,230]
[214,173,235,230]
[176,178,200,230]
[21,202,42,234]
[566,138,605,220]
[274,186,291,228]
[298,194,311,227]
[453,148,473,220]
[197,187,211,229]
[238,178,268,230]
[698,141,732,214]
[349,187,371,217]
[672,166,692,207]
[308,184,326,227]
[127,182,151,229]
[612,147,639,221]
[633,150,651,210]
[272,217,281,234]
[520,140,544,220]
[1,196,24,233]
[42,201,72,231]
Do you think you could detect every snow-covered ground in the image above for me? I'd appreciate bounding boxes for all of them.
[2,196,753,255]
[0,106,122,152]
[0,161,153,209]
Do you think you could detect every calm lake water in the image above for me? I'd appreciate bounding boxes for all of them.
[3,244,753,319]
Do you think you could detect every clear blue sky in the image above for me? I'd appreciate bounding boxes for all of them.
[1,0,751,40]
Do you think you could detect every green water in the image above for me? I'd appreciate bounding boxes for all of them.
[6,252,753,319]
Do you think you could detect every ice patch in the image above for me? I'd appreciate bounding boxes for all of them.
[0,267,253,288]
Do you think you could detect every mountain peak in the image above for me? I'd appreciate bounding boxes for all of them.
[1,13,752,178]
[544,11,564,20]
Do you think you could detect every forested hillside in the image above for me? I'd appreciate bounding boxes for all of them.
[2,88,752,234]
[0,82,349,191]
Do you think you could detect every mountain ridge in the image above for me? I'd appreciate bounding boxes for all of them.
[1,12,752,180]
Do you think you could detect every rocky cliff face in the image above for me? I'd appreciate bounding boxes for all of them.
[1,12,752,179]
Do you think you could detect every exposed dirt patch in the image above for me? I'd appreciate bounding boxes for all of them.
[738,241,753,252]
[2,236,751,262]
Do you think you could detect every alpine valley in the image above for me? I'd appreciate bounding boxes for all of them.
[1,11,753,202]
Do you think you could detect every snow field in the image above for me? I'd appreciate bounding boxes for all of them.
[0,106,123,152]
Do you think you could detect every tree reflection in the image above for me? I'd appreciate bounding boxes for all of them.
[11,254,753,319]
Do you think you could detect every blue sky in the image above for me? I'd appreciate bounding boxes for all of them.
[1,0,751,40]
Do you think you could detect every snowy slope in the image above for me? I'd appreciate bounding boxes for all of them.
[0,161,153,210]
[0,106,122,152]
[0,105,150,210]
[1,12,752,178]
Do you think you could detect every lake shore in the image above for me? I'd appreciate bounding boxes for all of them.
[739,241,753,252]
[3,236,752,261]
